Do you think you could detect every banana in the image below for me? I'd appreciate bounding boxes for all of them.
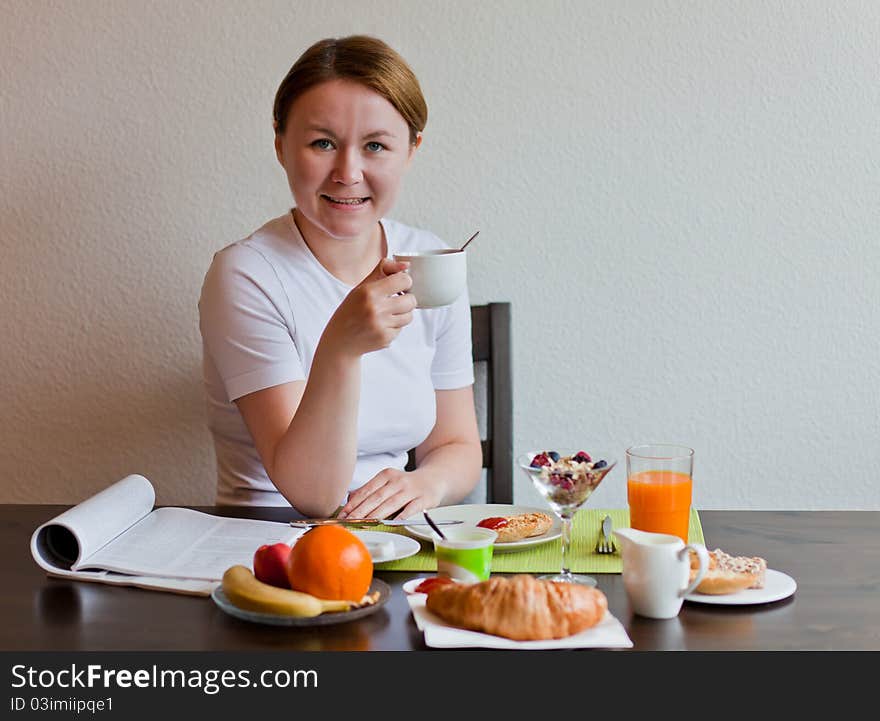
[221,565,352,617]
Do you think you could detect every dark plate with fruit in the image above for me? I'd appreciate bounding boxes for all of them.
[211,578,391,627]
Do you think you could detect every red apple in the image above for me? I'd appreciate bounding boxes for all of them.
[253,543,292,588]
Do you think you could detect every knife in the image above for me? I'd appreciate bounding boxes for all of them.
[290,518,464,528]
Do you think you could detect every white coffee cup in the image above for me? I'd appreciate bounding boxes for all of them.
[392,249,467,309]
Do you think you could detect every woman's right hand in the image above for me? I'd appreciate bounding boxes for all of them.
[321,258,416,357]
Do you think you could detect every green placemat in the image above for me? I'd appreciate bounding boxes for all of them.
[374,508,705,574]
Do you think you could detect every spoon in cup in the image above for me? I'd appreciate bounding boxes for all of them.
[423,511,447,540]
[459,231,479,251]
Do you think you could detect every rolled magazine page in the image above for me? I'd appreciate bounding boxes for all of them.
[28,474,218,596]
[30,474,155,573]
[29,473,303,595]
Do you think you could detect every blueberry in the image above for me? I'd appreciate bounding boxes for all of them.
[593,459,607,469]
[548,451,560,462]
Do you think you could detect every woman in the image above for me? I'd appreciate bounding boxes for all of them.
[198,36,482,519]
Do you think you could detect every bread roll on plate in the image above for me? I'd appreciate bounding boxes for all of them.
[689,548,767,595]
[476,512,553,543]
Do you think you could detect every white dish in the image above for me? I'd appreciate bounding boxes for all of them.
[403,578,428,595]
[352,530,420,564]
[401,577,465,595]
[684,569,797,605]
[406,594,632,649]
[401,504,562,552]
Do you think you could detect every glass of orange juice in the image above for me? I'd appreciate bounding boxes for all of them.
[626,444,694,542]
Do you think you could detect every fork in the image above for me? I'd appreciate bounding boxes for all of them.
[595,514,617,554]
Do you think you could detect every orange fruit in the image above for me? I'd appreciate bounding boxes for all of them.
[286,526,373,602]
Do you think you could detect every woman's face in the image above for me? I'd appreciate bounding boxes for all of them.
[275,79,419,244]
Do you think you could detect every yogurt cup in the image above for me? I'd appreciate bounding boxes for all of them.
[432,527,496,583]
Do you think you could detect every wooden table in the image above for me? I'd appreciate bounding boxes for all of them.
[4,506,878,651]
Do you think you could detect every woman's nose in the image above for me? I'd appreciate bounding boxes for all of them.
[331,148,363,185]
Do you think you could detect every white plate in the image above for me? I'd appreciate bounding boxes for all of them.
[402,577,466,595]
[401,504,562,552]
[352,530,420,564]
[684,569,797,605]
[406,595,632,649]
[402,578,428,595]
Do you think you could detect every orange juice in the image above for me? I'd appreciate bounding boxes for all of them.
[627,470,692,542]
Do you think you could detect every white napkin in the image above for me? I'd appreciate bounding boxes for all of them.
[406,594,633,650]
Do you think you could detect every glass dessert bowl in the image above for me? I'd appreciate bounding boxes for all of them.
[517,449,617,586]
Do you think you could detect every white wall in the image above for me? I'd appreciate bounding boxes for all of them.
[2,1,878,509]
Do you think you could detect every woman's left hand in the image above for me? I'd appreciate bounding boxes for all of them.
[338,468,443,520]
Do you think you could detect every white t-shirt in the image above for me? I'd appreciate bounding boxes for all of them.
[198,211,474,508]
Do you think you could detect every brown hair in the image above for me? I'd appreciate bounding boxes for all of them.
[273,35,427,144]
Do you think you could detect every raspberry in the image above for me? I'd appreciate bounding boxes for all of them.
[530,452,551,468]
[549,473,573,491]
[572,451,592,464]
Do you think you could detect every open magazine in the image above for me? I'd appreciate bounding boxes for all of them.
[30,474,303,596]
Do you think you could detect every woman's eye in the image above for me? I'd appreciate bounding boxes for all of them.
[311,139,334,150]
[365,141,385,153]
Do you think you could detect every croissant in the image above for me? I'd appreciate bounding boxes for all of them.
[425,574,607,640]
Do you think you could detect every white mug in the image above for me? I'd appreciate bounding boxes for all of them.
[614,527,709,619]
[392,250,467,309]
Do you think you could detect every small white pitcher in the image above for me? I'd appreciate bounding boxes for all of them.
[614,527,709,619]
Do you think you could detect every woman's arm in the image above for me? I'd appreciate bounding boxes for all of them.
[338,386,482,519]
[235,258,414,517]
[234,346,360,517]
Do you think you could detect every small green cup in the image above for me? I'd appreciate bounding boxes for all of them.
[433,527,497,582]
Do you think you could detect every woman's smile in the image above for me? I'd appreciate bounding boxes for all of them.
[321,194,371,209]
